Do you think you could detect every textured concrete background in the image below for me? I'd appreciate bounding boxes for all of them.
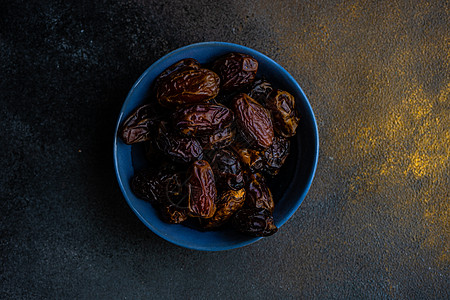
[1,0,448,299]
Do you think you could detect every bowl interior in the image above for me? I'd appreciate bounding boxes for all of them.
[113,42,318,251]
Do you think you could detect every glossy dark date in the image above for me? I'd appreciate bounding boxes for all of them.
[210,149,245,191]
[247,79,273,105]
[157,68,220,108]
[130,167,183,204]
[266,89,300,137]
[212,52,258,92]
[173,103,234,137]
[158,204,188,224]
[232,93,274,149]
[231,145,264,173]
[232,208,278,237]
[263,136,290,176]
[119,104,161,145]
[155,58,201,90]
[199,126,235,150]
[202,188,246,229]
[245,172,274,212]
[155,121,203,163]
[187,160,217,218]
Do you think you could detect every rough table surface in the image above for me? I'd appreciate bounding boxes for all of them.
[1,0,448,299]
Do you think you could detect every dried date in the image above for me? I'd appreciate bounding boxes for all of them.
[155,58,201,90]
[131,167,183,204]
[155,121,203,163]
[247,79,273,105]
[202,188,246,229]
[232,93,274,149]
[263,137,290,176]
[187,160,217,218]
[210,149,245,191]
[212,53,258,92]
[119,104,162,145]
[173,103,234,137]
[231,146,264,173]
[199,127,235,150]
[245,172,274,212]
[157,68,220,108]
[232,208,278,237]
[266,89,300,137]
[158,204,188,224]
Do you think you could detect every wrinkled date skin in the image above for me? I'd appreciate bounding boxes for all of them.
[245,172,274,212]
[232,93,274,149]
[158,204,188,224]
[120,104,162,145]
[155,58,201,90]
[210,149,245,191]
[157,68,220,108]
[155,122,203,163]
[199,126,235,150]
[266,89,300,137]
[131,167,183,204]
[263,137,290,176]
[203,188,246,229]
[187,160,217,218]
[173,103,234,137]
[212,52,258,92]
[231,145,264,173]
[247,79,273,105]
[232,208,278,237]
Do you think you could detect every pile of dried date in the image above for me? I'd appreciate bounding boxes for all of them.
[119,52,300,237]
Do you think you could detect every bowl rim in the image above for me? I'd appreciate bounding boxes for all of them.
[113,41,319,251]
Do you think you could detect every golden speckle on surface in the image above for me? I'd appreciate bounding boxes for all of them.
[250,0,449,295]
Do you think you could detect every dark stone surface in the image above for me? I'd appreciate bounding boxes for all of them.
[1,0,448,298]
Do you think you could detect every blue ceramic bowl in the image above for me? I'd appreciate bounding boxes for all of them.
[113,42,319,251]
